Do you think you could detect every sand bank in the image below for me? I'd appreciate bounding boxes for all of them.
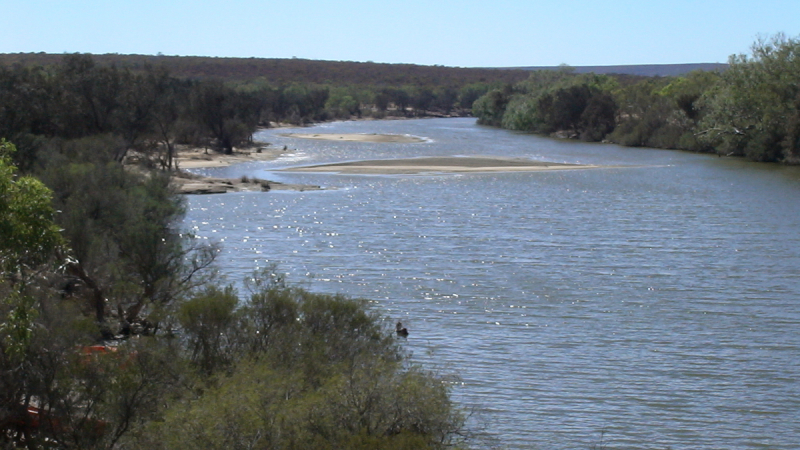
[171,172,321,195]
[176,146,287,169]
[284,156,600,175]
[171,146,321,193]
[280,133,425,144]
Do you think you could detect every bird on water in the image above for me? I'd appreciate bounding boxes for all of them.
[396,322,409,337]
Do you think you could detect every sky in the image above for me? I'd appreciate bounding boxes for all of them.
[2,0,799,68]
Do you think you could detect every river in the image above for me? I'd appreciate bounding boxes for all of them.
[184,118,800,449]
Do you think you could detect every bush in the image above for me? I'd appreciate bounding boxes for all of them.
[130,280,469,450]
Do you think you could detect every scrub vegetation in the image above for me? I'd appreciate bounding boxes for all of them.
[0,52,485,446]
[473,34,800,164]
[1,138,470,449]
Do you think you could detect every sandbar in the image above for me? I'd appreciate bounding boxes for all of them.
[280,133,425,144]
[284,156,601,174]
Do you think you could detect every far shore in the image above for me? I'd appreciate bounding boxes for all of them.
[283,156,603,175]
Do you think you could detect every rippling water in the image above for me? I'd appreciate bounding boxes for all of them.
[184,118,800,449]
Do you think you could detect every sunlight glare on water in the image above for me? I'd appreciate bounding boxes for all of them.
[185,118,800,450]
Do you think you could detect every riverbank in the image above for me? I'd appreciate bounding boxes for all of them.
[172,145,322,194]
[176,145,286,169]
[172,129,606,191]
[171,170,322,194]
[170,131,432,193]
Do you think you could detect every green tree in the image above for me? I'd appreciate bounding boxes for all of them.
[145,66,190,170]
[39,152,216,327]
[472,86,512,126]
[56,54,124,139]
[178,285,239,375]
[0,139,63,274]
[188,80,259,154]
[699,34,800,162]
[410,87,435,115]
[326,88,361,119]
[608,77,676,147]
[457,82,490,110]
[133,280,468,450]
[0,139,65,444]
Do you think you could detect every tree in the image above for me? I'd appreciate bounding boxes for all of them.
[536,84,594,134]
[0,140,63,274]
[56,54,124,139]
[178,285,239,375]
[579,92,617,141]
[608,77,676,147]
[472,86,512,126]
[188,80,259,154]
[145,66,189,170]
[1,139,64,445]
[326,88,361,119]
[699,34,800,162]
[410,87,435,115]
[39,152,216,328]
[373,89,392,113]
[432,86,459,114]
[389,88,411,116]
[0,139,62,359]
[132,281,469,450]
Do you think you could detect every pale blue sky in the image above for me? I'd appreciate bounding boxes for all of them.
[2,0,798,67]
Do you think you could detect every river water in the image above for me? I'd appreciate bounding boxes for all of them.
[184,118,800,450]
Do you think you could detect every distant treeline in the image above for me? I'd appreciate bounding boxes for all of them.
[511,63,728,77]
[0,52,531,86]
[0,53,519,171]
[473,34,800,164]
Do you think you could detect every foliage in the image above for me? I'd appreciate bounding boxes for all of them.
[2,295,186,450]
[472,34,800,164]
[142,359,463,450]
[326,88,361,119]
[0,139,63,363]
[130,279,467,450]
[480,72,619,141]
[0,53,508,165]
[472,86,512,127]
[178,285,239,375]
[0,140,63,273]
[3,257,471,449]
[188,79,260,154]
[698,34,800,162]
[37,155,217,326]
[0,52,530,87]
[0,136,216,447]
[0,53,478,448]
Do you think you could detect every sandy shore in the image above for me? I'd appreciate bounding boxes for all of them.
[170,139,602,192]
[284,156,601,174]
[171,145,321,194]
[171,171,321,194]
[280,133,426,144]
[176,146,287,169]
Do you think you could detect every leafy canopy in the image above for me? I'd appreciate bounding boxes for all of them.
[0,139,63,272]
